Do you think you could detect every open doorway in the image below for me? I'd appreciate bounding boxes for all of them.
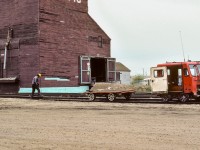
[167,66,183,92]
[80,56,116,84]
[90,58,106,82]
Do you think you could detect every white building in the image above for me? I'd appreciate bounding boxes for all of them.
[116,62,131,85]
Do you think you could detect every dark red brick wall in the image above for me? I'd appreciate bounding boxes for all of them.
[39,0,111,87]
[0,0,39,91]
[41,0,88,13]
[0,0,111,93]
[0,0,39,28]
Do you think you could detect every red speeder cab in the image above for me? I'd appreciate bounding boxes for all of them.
[150,61,200,102]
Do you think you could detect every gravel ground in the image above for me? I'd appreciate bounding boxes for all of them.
[0,98,200,150]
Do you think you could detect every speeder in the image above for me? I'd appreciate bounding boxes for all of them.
[150,61,200,102]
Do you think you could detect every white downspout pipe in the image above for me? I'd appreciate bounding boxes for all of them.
[3,43,8,70]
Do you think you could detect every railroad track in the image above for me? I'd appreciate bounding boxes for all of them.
[0,94,200,105]
[88,97,200,104]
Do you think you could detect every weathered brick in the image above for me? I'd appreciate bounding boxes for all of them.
[0,0,111,93]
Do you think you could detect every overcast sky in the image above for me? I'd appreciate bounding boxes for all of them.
[88,0,200,75]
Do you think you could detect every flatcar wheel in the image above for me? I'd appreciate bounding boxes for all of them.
[107,93,116,102]
[88,93,96,101]
[179,94,189,103]
[124,94,131,100]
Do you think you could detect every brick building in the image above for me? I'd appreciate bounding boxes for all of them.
[0,0,116,94]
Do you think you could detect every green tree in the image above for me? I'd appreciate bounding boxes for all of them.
[131,75,144,85]
[131,75,151,93]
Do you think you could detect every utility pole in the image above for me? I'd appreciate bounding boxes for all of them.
[143,68,144,77]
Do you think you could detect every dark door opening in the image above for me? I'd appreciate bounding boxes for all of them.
[167,66,183,92]
[90,58,106,82]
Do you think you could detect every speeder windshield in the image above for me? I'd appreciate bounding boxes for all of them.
[189,64,200,76]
